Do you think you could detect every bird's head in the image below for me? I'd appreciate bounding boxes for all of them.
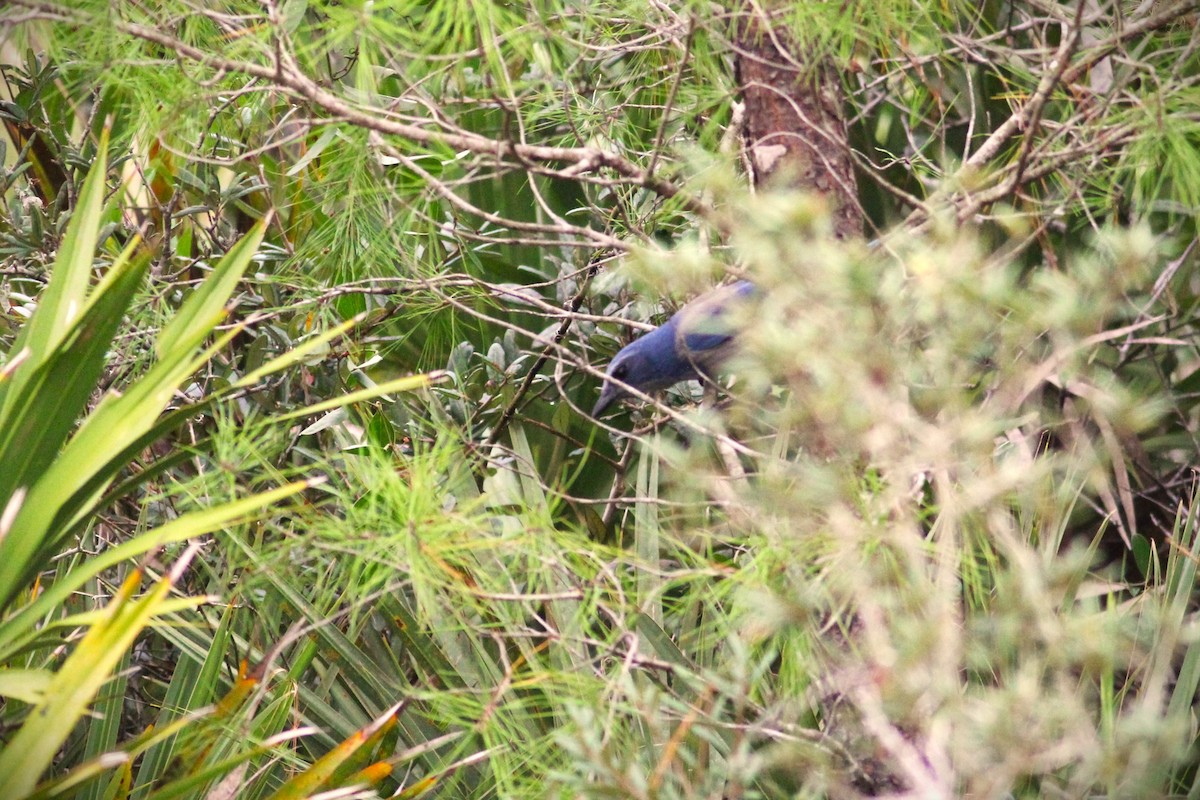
[592,324,691,417]
[592,347,651,417]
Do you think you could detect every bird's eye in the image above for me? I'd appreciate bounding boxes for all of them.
[613,364,628,380]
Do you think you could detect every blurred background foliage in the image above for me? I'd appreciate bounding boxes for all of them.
[1,0,1199,797]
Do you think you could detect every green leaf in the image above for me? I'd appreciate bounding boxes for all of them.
[0,250,149,610]
[131,601,238,796]
[263,704,402,800]
[0,554,193,796]
[0,668,54,703]
[0,238,146,501]
[0,127,110,413]
[1130,533,1151,582]
[75,648,131,800]
[0,479,317,661]
[28,319,247,550]
[366,409,395,449]
[277,372,442,423]
[155,216,268,360]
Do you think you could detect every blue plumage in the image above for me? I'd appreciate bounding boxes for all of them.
[592,280,756,416]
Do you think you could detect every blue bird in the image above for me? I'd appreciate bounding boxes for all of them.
[592,280,757,416]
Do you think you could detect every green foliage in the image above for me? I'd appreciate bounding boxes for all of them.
[126,201,1197,799]
[0,141,281,794]
[0,138,435,798]
[3,1,1200,798]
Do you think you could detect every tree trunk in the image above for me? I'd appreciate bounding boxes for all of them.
[734,15,862,241]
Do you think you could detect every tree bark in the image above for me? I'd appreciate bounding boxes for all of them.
[734,15,862,241]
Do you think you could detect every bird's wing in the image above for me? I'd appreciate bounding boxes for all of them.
[674,281,755,365]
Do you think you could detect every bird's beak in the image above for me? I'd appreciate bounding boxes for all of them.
[592,382,620,417]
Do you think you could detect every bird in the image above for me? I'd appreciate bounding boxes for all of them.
[592,280,757,416]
